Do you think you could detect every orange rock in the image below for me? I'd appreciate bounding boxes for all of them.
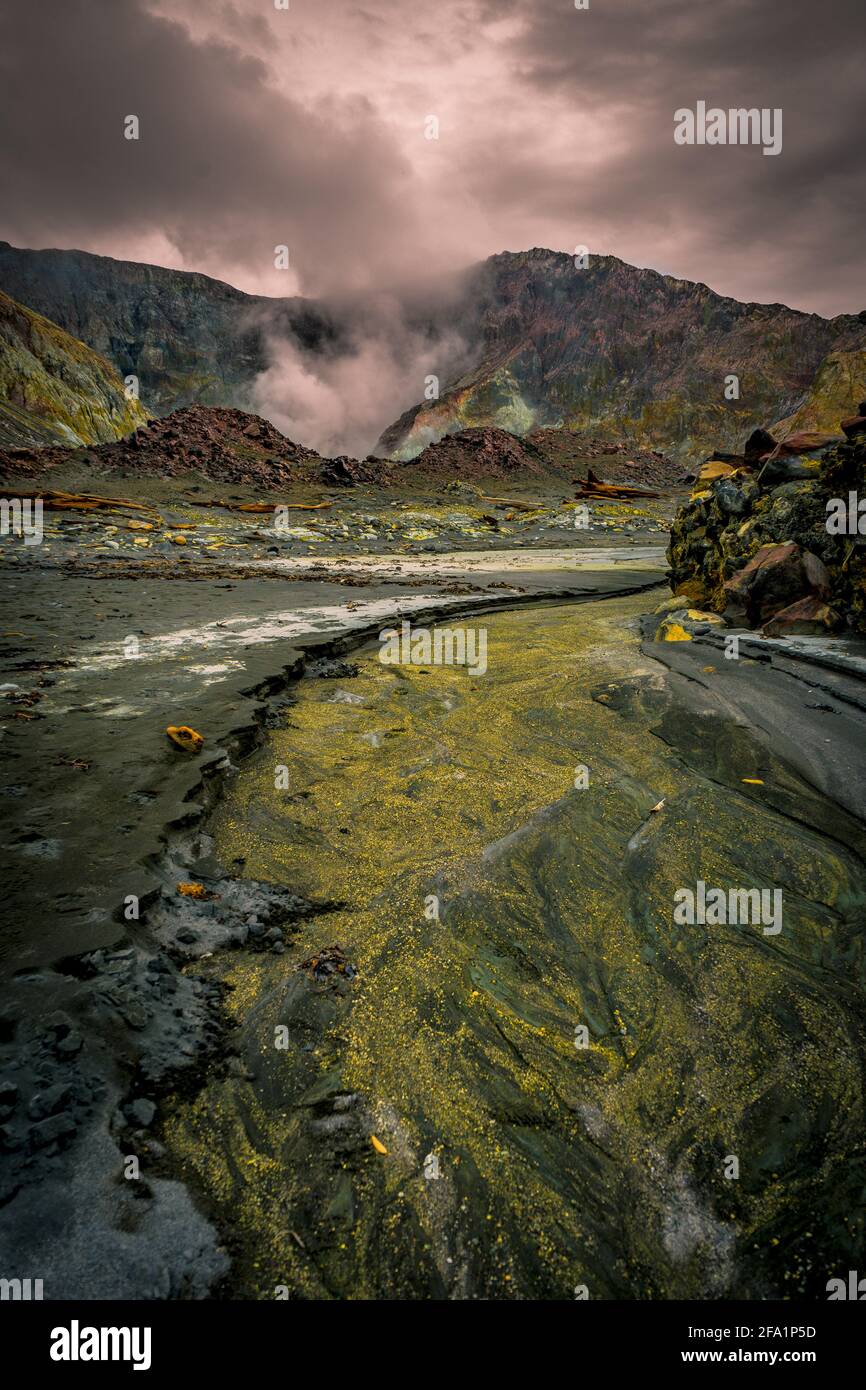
[166,725,203,752]
[177,882,207,898]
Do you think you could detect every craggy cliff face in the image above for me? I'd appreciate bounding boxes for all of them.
[3,241,866,463]
[0,240,338,421]
[377,250,866,462]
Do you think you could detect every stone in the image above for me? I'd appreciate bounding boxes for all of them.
[762,597,842,637]
[125,1098,157,1129]
[28,1083,72,1120]
[744,427,778,464]
[655,620,692,642]
[28,1111,77,1149]
[757,456,822,487]
[723,542,829,626]
[698,460,737,482]
[771,431,842,457]
[713,479,750,517]
[841,412,866,441]
[801,549,831,598]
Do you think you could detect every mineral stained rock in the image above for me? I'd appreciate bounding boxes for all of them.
[667,424,866,632]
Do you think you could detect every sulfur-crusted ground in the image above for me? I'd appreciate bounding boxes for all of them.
[164,594,866,1299]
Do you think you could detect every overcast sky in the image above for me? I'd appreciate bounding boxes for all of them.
[1,0,863,315]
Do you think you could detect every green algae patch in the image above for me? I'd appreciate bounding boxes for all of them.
[162,593,866,1299]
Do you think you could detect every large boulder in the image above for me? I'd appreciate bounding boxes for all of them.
[771,430,842,456]
[841,403,866,440]
[744,428,778,465]
[722,542,830,626]
[763,596,842,637]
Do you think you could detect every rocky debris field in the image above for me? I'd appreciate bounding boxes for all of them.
[666,410,866,637]
[0,404,333,486]
[0,406,684,499]
[527,427,682,486]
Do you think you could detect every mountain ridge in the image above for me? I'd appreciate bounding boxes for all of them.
[377,247,866,461]
[2,240,865,464]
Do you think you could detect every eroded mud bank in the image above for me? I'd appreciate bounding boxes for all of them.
[163,592,866,1299]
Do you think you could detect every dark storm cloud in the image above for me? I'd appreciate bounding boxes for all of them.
[0,0,862,314]
[0,0,422,295]
[494,0,866,312]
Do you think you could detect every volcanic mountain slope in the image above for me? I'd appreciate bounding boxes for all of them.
[0,240,338,418]
[377,250,866,462]
[771,347,866,439]
[386,424,682,486]
[3,241,866,465]
[0,290,148,448]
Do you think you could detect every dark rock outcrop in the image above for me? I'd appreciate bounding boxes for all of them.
[668,418,866,633]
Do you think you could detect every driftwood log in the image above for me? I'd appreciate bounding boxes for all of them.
[571,468,659,501]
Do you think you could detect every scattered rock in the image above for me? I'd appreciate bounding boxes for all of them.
[28,1083,72,1120]
[744,428,778,465]
[297,944,356,983]
[166,725,204,753]
[762,597,842,637]
[28,1111,77,1149]
[125,1098,157,1129]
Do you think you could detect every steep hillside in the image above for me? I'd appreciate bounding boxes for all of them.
[0,241,336,417]
[0,290,148,447]
[377,250,866,462]
[4,242,866,465]
[771,348,866,439]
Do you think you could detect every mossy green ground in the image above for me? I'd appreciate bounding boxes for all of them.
[164,592,866,1298]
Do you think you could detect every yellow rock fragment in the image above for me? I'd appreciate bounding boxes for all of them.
[166,725,204,753]
[698,460,736,482]
[177,882,207,899]
[127,520,153,531]
[655,620,692,642]
[370,1135,388,1155]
